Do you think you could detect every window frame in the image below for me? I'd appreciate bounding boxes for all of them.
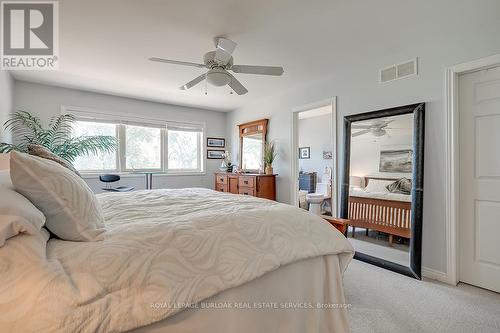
[62,106,206,175]
[165,125,204,173]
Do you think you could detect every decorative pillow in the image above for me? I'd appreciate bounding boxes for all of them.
[27,144,80,176]
[386,178,412,195]
[0,170,46,247]
[10,151,106,241]
[364,179,394,193]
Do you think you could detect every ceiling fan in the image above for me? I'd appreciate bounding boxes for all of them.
[352,120,395,137]
[149,37,284,95]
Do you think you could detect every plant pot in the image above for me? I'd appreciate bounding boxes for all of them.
[265,165,273,175]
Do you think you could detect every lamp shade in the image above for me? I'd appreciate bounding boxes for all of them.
[0,153,10,170]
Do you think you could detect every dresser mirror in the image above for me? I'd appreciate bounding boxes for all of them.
[239,119,268,172]
[340,103,425,279]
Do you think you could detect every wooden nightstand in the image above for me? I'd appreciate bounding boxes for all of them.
[321,215,348,235]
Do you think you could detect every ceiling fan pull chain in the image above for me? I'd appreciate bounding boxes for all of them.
[205,74,208,95]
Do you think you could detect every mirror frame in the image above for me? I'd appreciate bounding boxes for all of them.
[340,103,425,279]
[238,119,268,172]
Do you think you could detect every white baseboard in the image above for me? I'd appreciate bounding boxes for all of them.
[422,266,455,285]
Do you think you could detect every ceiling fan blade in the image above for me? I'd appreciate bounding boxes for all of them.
[230,65,284,76]
[149,57,205,68]
[352,124,372,129]
[227,72,248,95]
[352,129,371,137]
[180,74,206,90]
[215,37,237,65]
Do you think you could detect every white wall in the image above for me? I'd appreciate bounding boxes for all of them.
[351,134,413,179]
[0,71,13,143]
[298,113,332,182]
[226,0,500,274]
[13,81,227,192]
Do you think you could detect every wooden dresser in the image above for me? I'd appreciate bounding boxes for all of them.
[214,173,276,200]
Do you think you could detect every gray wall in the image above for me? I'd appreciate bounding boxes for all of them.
[0,71,13,143]
[13,81,227,192]
[226,0,500,275]
[298,114,332,182]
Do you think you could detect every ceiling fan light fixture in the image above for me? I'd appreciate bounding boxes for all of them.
[206,68,231,87]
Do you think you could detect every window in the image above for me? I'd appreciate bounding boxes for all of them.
[72,120,118,172]
[69,112,204,174]
[166,123,203,171]
[124,124,162,170]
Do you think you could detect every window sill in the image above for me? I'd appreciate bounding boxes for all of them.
[80,172,207,179]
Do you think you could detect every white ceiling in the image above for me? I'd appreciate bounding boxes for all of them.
[10,0,418,112]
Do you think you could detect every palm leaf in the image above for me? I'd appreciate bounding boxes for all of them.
[53,136,117,162]
[1,111,117,167]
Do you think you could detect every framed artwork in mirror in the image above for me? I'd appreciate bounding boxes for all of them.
[340,103,425,279]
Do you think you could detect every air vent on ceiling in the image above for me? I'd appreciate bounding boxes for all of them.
[380,58,418,83]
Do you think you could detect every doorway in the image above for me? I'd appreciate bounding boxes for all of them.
[458,65,500,293]
[290,98,337,217]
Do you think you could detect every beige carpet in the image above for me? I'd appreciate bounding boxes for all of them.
[344,260,500,333]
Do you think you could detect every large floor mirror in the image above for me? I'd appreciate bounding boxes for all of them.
[340,103,425,279]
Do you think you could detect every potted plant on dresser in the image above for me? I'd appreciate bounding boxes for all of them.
[264,141,277,175]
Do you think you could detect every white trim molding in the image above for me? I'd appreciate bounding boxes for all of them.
[290,97,338,215]
[444,53,500,286]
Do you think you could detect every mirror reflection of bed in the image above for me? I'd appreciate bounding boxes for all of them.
[347,113,414,266]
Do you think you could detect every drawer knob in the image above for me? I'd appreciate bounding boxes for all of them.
[244,180,248,184]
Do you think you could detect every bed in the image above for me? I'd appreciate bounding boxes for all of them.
[1,182,354,332]
[347,177,412,245]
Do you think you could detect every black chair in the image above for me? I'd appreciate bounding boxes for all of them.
[99,174,135,192]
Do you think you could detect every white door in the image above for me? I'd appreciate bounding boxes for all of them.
[459,65,500,292]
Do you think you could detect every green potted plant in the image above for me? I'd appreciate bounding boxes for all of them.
[263,141,277,175]
[0,111,116,164]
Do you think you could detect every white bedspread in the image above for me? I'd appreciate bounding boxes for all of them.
[350,188,412,202]
[0,188,353,333]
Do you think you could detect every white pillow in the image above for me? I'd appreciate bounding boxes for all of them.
[364,179,394,193]
[10,151,106,241]
[0,170,12,188]
[0,176,46,247]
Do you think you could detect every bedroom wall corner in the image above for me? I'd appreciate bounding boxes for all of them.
[0,71,13,144]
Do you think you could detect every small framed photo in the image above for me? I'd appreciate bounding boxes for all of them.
[207,150,225,159]
[299,147,310,159]
[207,137,225,148]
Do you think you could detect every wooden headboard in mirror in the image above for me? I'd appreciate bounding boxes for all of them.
[238,119,268,172]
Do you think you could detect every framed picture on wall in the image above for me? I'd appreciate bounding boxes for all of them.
[207,137,225,148]
[207,150,225,159]
[299,147,310,159]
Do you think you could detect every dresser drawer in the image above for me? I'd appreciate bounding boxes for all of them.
[239,187,255,196]
[238,176,255,188]
[216,184,229,192]
[216,175,228,184]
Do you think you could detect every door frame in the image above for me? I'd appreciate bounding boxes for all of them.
[290,97,338,216]
[445,53,500,285]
